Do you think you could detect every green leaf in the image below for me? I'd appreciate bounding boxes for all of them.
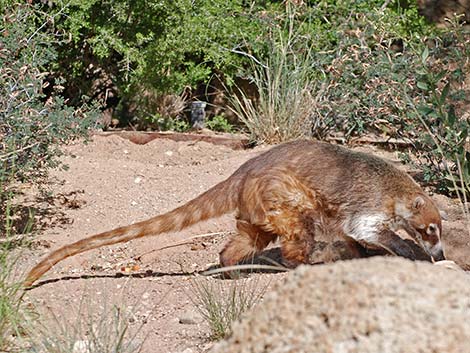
[440,82,450,106]
[447,105,456,126]
[417,106,433,116]
[435,70,447,82]
[421,46,429,63]
[417,81,428,90]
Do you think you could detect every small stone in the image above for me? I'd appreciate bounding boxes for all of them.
[134,177,142,184]
[190,243,205,251]
[165,150,174,156]
[90,264,103,271]
[131,201,137,206]
[180,348,193,353]
[203,343,214,351]
[178,310,201,325]
[73,340,90,353]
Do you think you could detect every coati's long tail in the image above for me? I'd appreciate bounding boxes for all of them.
[25,177,240,286]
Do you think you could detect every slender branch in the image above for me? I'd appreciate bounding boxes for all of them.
[456,158,470,217]
[27,5,68,44]
[227,47,268,69]
[202,263,290,276]
[0,141,41,161]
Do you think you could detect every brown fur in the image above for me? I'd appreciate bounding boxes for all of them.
[25,140,444,286]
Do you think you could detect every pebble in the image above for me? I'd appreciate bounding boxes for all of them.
[72,340,90,353]
[178,310,201,325]
[190,243,205,251]
[179,348,193,353]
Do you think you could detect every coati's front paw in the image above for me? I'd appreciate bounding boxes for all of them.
[400,239,433,262]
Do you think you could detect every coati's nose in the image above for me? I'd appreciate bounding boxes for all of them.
[432,248,446,261]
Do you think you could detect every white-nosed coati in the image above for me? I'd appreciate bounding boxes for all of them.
[25,140,445,286]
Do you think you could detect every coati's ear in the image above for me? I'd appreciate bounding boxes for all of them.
[412,196,425,210]
[439,209,448,221]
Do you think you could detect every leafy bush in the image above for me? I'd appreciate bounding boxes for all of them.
[311,3,470,197]
[300,3,436,138]
[0,3,97,179]
[37,0,283,123]
[0,2,98,235]
[227,2,431,142]
[144,114,190,132]
[206,115,234,133]
[408,32,470,196]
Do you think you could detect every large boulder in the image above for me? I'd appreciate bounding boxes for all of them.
[212,257,470,353]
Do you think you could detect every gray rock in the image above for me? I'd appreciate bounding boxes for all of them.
[212,257,470,353]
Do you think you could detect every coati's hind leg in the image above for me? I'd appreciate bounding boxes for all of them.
[225,171,333,270]
[219,220,277,268]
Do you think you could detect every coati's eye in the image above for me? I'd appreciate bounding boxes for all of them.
[427,223,438,234]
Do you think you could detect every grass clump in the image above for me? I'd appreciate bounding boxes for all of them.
[0,172,35,352]
[29,290,145,353]
[229,22,321,144]
[0,245,30,352]
[189,275,269,340]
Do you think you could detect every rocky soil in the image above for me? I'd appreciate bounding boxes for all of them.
[18,135,470,353]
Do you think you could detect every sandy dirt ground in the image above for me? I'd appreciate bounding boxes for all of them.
[18,135,470,353]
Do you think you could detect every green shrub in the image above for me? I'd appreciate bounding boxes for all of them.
[0,2,97,181]
[408,34,470,196]
[37,0,283,123]
[307,3,470,197]
[0,2,98,231]
[143,113,190,132]
[302,3,435,138]
[206,115,234,133]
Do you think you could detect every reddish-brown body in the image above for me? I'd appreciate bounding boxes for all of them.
[25,140,444,286]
